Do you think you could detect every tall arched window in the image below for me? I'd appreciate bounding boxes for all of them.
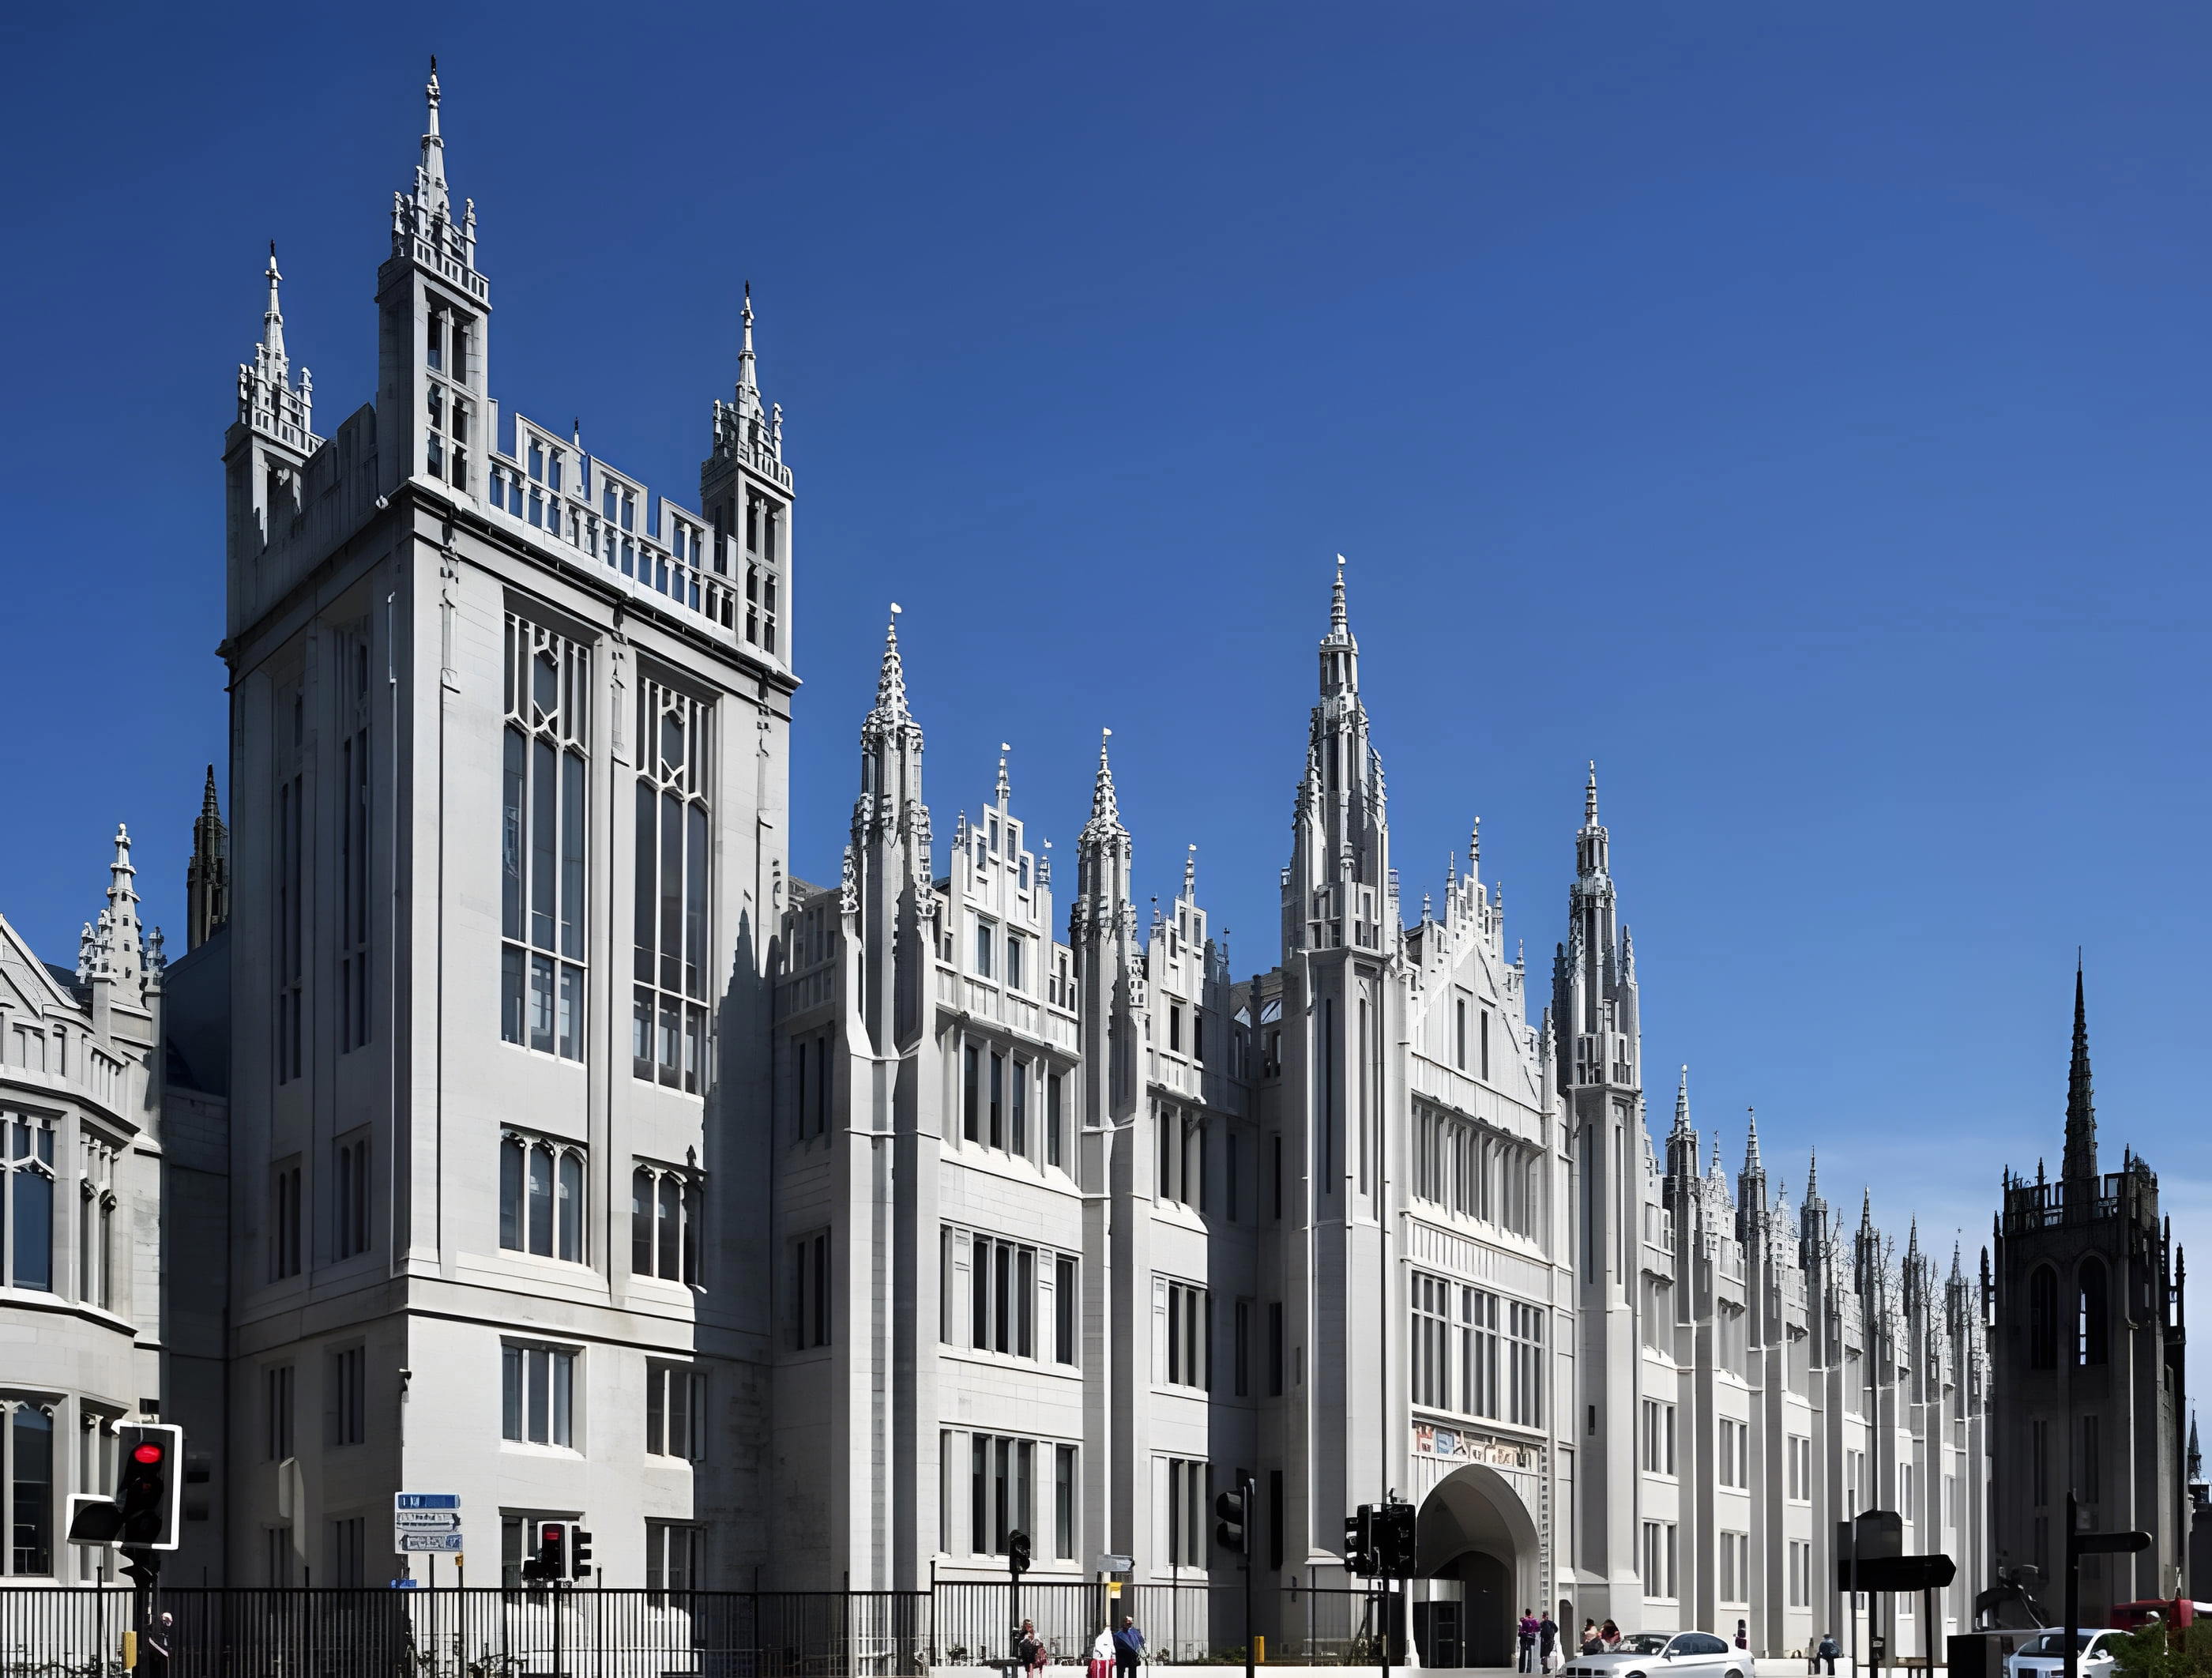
[2077,1258,2110,1366]
[498,1131,587,1262]
[630,1164,701,1285]
[2028,1264,2060,1368]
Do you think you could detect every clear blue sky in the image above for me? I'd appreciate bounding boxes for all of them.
[4,5,2206,1390]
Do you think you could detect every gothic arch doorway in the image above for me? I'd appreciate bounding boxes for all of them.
[1415,1463,1542,1670]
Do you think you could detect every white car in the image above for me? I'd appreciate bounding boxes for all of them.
[2006,1630,2125,1678]
[1561,1631,1751,1678]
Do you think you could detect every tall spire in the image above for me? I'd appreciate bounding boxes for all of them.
[1083,729,1126,840]
[86,824,148,991]
[262,243,288,366]
[1183,842,1198,901]
[1330,555,1349,634]
[1585,760,1600,826]
[871,607,910,723]
[1744,1108,1764,1176]
[186,765,231,951]
[418,56,450,220]
[2063,958,2099,1186]
[739,281,758,393]
[995,742,1011,806]
[1672,1067,1693,1138]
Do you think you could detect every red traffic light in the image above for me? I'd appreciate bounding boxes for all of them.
[540,1523,563,1542]
[131,1443,165,1465]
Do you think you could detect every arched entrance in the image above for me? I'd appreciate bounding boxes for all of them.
[1414,1463,1542,1670]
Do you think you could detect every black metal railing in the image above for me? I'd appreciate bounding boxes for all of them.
[0,1584,1391,1677]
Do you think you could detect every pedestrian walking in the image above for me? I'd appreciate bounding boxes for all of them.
[1518,1610,1540,1672]
[1018,1620,1048,1677]
[1114,1616,1146,1678]
[1815,1633,1841,1676]
[1540,1612,1560,1672]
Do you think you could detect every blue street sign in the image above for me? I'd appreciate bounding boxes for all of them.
[395,1494,461,1511]
[390,1579,421,1589]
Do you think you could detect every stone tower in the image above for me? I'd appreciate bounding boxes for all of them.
[1991,968,2188,1618]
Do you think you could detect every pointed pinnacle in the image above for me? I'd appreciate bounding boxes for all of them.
[1184,842,1197,899]
[201,764,221,818]
[1585,761,1600,826]
[1672,1066,1693,1135]
[995,743,1011,805]
[1088,728,1123,828]
[1744,1107,1763,1173]
[871,606,909,719]
[1331,555,1348,630]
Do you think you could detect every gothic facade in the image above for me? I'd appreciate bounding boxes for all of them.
[2,69,2007,1663]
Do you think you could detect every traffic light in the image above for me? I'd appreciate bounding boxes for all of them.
[1007,1529,1033,1576]
[119,1548,161,1588]
[116,1424,182,1550]
[571,1529,594,1580]
[1373,1501,1416,1578]
[1343,1507,1377,1578]
[1214,1484,1248,1556]
[536,1522,570,1582]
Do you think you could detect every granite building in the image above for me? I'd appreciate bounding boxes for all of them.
[7,66,2008,1661]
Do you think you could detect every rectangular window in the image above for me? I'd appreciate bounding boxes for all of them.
[1641,1519,1678,1599]
[1789,1539,1811,1608]
[1164,1458,1209,1569]
[793,1229,832,1350]
[1011,1059,1028,1157]
[1164,1280,1210,1389]
[502,617,590,1062]
[263,1365,295,1462]
[1720,1529,1750,1605]
[1006,935,1024,992]
[501,1343,576,1447]
[633,678,713,1091]
[1225,1133,1239,1221]
[1454,998,1468,1070]
[1718,1417,1748,1488]
[500,1132,587,1262]
[964,1045,980,1142]
[332,1131,371,1259]
[1272,1134,1283,1220]
[267,1159,302,1281]
[645,1522,702,1591]
[1507,1301,1544,1428]
[275,751,303,1085]
[337,632,374,1053]
[1055,1444,1076,1559]
[1462,1288,1500,1420]
[1046,1073,1064,1168]
[1411,1273,1453,1410]
[989,1053,1005,1149]
[975,923,994,978]
[1233,1299,1251,1398]
[325,1346,365,1447]
[1055,1255,1078,1365]
[1268,1302,1285,1396]
[1786,1434,1812,1501]
[326,1515,366,1587]
[1641,1399,1676,1476]
[645,1363,706,1460]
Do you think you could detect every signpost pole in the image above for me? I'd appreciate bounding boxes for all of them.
[2063,1495,2078,1678]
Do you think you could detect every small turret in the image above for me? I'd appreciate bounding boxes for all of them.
[186,765,231,950]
